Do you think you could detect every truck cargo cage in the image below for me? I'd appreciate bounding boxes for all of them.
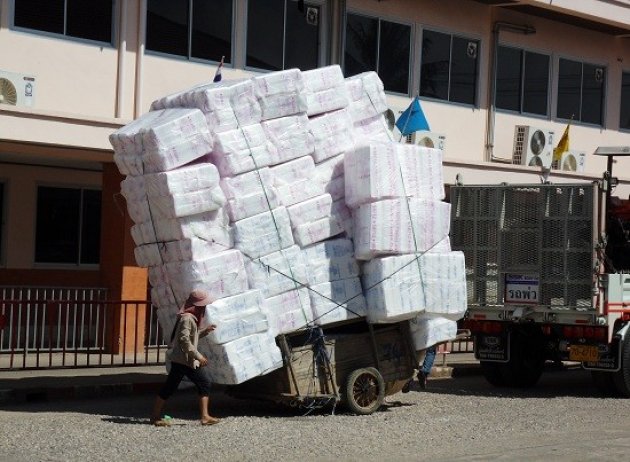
[450,183,596,311]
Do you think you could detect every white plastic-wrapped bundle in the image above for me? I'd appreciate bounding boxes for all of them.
[344,142,445,208]
[200,331,283,385]
[409,315,458,351]
[286,194,333,229]
[246,245,309,298]
[125,186,226,223]
[308,109,356,163]
[309,277,367,326]
[120,163,220,201]
[302,65,350,116]
[353,199,451,260]
[110,108,213,175]
[220,167,277,222]
[261,288,313,336]
[293,216,345,247]
[150,249,249,304]
[314,154,344,182]
[130,209,229,246]
[233,207,294,259]
[362,252,467,323]
[156,307,178,340]
[323,176,345,201]
[134,235,232,267]
[253,68,307,120]
[352,113,393,145]
[203,290,269,344]
[302,238,360,286]
[211,124,279,176]
[345,72,388,123]
[262,114,315,163]
[270,157,324,207]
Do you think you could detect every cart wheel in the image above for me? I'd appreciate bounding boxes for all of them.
[343,367,385,415]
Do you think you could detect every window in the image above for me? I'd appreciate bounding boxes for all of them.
[146,0,233,64]
[496,45,549,116]
[557,58,605,125]
[344,13,411,94]
[35,187,101,265]
[421,29,479,105]
[246,0,321,72]
[14,0,113,43]
[621,72,630,130]
[0,183,4,263]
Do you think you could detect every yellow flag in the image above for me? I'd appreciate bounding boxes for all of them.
[553,123,570,162]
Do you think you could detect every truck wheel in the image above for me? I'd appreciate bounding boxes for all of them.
[592,371,620,397]
[613,334,630,397]
[505,331,545,388]
[343,367,385,415]
[480,361,509,387]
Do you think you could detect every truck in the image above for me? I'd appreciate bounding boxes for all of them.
[451,147,630,396]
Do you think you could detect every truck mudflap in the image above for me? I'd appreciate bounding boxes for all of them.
[582,337,622,371]
[474,332,510,363]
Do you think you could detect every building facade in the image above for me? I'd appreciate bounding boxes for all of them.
[2,0,630,301]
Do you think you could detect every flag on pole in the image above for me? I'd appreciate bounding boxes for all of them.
[213,56,224,83]
[395,96,431,136]
[553,122,570,162]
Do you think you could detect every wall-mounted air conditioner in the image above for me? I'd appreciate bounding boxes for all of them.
[512,125,554,168]
[0,70,36,107]
[553,150,586,172]
[413,131,446,150]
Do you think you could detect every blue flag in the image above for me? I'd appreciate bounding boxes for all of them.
[395,97,430,136]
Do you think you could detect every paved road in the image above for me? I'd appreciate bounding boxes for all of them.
[1,367,629,461]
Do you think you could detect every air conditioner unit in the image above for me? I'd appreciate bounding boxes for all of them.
[0,70,36,107]
[512,125,554,168]
[413,131,447,150]
[553,150,586,172]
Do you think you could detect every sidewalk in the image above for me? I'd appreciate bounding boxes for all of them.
[0,353,480,405]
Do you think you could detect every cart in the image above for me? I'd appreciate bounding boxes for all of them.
[227,319,420,415]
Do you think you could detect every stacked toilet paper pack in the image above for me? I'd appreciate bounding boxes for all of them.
[110,65,463,385]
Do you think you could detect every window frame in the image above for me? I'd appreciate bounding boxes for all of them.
[33,184,101,268]
[342,9,414,96]
[243,0,328,74]
[495,43,551,119]
[555,55,607,127]
[10,0,117,47]
[620,70,630,132]
[419,26,481,108]
[144,0,236,67]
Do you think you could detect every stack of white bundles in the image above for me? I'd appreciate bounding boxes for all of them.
[261,288,313,336]
[134,236,232,268]
[246,245,309,298]
[130,209,229,246]
[287,194,352,246]
[309,277,367,326]
[199,331,283,385]
[409,315,458,351]
[149,249,249,308]
[344,72,388,124]
[220,167,278,222]
[352,113,394,145]
[308,109,356,163]
[270,156,324,207]
[110,108,213,176]
[344,142,445,208]
[314,154,345,201]
[253,68,307,120]
[361,252,467,323]
[232,207,294,259]
[302,238,360,286]
[262,114,315,164]
[302,65,350,116]
[353,198,451,260]
[203,290,269,344]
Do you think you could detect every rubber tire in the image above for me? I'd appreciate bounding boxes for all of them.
[343,367,385,415]
[480,361,510,387]
[592,370,620,397]
[613,333,630,397]
[504,330,545,388]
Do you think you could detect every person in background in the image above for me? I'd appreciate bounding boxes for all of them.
[402,344,437,393]
[151,289,219,426]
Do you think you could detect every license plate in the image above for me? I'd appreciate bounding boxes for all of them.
[569,344,599,362]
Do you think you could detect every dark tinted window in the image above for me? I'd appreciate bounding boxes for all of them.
[0,183,4,262]
[496,46,522,112]
[450,36,478,105]
[35,187,101,265]
[496,46,549,115]
[558,58,604,125]
[285,4,320,71]
[147,0,189,57]
[344,14,410,94]
[620,72,630,130]
[523,51,549,115]
[191,0,233,63]
[14,0,113,43]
